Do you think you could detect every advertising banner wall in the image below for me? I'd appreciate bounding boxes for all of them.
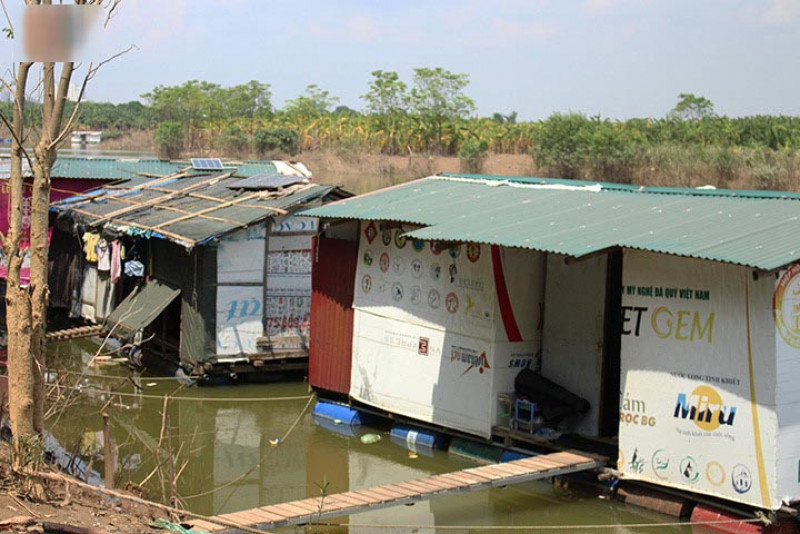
[215,219,315,356]
[619,250,778,509]
[216,224,266,356]
[772,265,800,504]
[350,222,544,438]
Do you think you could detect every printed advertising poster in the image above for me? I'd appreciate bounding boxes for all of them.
[266,233,313,343]
[353,223,497,339]
[216,285,263,356]
[350,222,544,438]
[619,250,778,509]
[772,265,800,503]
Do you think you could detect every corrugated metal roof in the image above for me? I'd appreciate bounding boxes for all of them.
[227,174,307,190]
[303,174,800,271]
[49,157,184,180]
[0,157,281,181]
[53,172,345,249]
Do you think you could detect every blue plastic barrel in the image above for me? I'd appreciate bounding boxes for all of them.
[390,424,449,452]
[312,400,371,426]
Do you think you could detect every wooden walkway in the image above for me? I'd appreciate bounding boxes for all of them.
[190,449,606,533]
[46,325,104,342]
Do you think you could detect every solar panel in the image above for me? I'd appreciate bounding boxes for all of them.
[226,173,306,190]
[191,158,224,170]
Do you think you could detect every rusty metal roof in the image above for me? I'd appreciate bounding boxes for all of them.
[303,174,800,270]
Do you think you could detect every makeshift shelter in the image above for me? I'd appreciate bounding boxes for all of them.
[51,161,349,376]
[0,156,185,284]
[304,173,800,511]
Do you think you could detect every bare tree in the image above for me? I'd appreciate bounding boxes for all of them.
[0,0,126,459]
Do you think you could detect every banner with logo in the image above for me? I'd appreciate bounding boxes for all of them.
[216,222,314,355]
[350,222,545,438]
[619,250,778,509]
[772,265,800,504]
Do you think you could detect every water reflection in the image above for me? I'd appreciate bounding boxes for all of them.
[46,339,693,533]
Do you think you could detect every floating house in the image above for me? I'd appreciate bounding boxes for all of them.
[304,173,800,512]
[70,130,103,145]
[0,156,187,284]
[50,159,349,377]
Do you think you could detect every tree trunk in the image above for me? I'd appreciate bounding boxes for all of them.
[5,62,38,447]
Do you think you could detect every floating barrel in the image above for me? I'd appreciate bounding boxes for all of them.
[312,400,373,426]
[312,413,363,438]
[390,424,449,454]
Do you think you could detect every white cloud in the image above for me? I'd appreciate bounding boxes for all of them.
[762,0,800,25]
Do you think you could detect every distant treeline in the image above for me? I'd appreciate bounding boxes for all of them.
[3,72,800,188]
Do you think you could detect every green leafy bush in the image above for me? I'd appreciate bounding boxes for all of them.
[253,127,300,156]
[154,121,183,159]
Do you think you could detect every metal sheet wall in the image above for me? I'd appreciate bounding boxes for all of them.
[309,236,358,394]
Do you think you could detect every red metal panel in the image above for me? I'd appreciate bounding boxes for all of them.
[309,236,358,394]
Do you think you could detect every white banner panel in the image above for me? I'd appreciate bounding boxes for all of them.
[619,250,778,509]
[773,265,800,505]
[350,222,545,438]
[354,223,497,339]
[351,309,494,437]
[216,285,263,356]
[217,223,266,284]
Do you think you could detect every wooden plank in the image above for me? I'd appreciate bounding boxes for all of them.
[395,481,437,495]
[424,475,465,490]
[256,505,294,519]
[403,478,451,492]
[441,472,489,485]
[359,486,405,501]
[254,506,297,522]
[188,520,224,532]
[514,456,566,471]
[487,462,535,476]
[330,492,375,506]
[279,499,322,514]
[378,483,422,498]
[269,502,315,517]
[349,489,390,504]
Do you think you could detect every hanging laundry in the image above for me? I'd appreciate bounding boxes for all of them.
[110,240,123,284]
[82,232,100,262]
[97,238,111,272]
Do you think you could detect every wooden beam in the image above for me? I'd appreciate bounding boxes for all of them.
[90,172,232,226]
[152,191,285,230]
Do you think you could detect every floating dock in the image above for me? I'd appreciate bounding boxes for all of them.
[190,449,606,533]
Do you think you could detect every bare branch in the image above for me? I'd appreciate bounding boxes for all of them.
[49,44,138,149]
[103,0,121,28]
[0,110,33,169]
[0,0,13,35]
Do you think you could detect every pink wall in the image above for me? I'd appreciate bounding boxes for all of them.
[0,178,106,247]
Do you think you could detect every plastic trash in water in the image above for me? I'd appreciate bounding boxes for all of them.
[360,433,382,444]
[269,438,281,446]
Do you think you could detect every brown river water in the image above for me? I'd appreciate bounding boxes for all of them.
[42,338,706,534]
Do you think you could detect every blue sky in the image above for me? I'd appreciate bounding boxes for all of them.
[3,0,800,120]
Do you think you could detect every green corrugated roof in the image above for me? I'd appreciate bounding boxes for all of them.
[302,174,800,271]
[54,173,345,248]
[49,158,184,180]
[7,157,280,182]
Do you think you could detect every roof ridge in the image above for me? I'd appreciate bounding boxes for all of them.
[439,173,800,201]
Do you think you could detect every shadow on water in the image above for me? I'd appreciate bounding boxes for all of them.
[45,339,693,533]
